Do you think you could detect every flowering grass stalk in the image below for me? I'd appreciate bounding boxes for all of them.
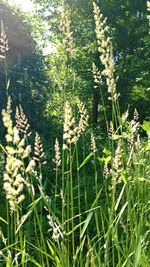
[0,2,150,266]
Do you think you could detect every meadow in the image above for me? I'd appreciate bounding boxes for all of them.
[0,1,150,266]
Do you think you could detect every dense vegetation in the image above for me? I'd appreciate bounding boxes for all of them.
[0,0,150,266]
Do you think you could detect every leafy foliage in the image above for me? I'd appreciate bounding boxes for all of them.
[0,0,150,266]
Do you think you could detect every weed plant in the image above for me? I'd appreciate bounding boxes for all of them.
[0,2,150,267]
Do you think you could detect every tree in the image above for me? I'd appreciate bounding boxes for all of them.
[32,0,149,128]
[0,0,48,140]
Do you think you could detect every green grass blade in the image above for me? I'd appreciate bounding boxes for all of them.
[47,240,61,267]
[15,210,32,234]
[78,152,94,170]
[0,216,8,224]
[80,211,93,239]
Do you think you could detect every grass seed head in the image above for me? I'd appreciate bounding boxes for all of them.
[15,105,31,137]
[63,100,88,147]
[91,133,97,153]
[2,98,34,212]
[92,62,102,88]
[0,20,9,58]
[110,140,123,189]
[33,132,47,165]
[53,138,61,169]
[59,2,74,55]
[93,2,118,100]
[47,214,63,242]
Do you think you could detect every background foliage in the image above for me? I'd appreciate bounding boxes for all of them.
[0,1,150,266]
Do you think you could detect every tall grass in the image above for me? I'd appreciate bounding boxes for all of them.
[0,2,150,266]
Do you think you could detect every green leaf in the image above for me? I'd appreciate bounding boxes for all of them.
[141,121,150,132]
[47,240,61,267]
[74,236,86,262]
[115,184,126,211]
[79,191,102,240]
[98,156,111,164]
[112,134,122,140]
[66,220,85,235]
[28,196,42,209]
[122,132,129,139]
[0,144,7,154]
[0,217,8,225]
[28,257,42,267]
[15,210,32,234]
[121,171,127,184]
[78,152,94,170]
[103,148,111,155]
[80,211,93,239]
[114,202,128,230]
[135,239,141,267]
[6,78,10,90]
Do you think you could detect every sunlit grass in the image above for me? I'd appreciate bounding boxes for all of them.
[0,2,150,266]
